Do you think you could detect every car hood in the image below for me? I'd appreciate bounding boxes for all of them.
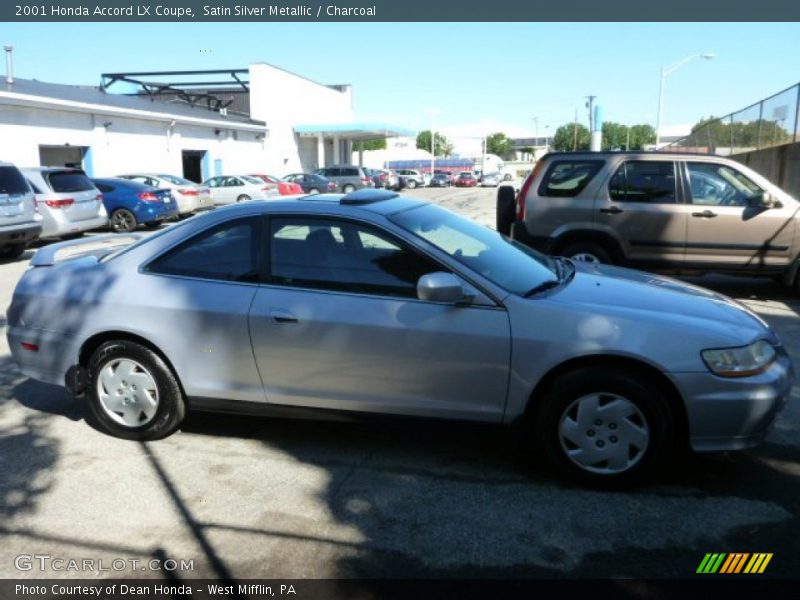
[547,262,772,344]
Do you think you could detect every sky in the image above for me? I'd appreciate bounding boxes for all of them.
[3,22,800,139]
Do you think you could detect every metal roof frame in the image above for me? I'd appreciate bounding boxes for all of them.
[100,69,249,111]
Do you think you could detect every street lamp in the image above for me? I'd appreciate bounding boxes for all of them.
[425,109,442,180]
[655,52,715,148]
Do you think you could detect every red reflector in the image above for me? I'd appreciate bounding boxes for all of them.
[42,198,75,208]
[21,342,39,352]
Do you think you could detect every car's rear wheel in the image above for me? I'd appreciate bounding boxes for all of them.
[87,341,186,441]
[144,221,162,229]
[236,194,251,202]
[534,367,672,484]
[559,241,612,264]
[308,188,320,195]
[342,184,355,193]
[496,185,516,236]
[0,243,26,261]
[407,180,418,189]
[110,208,137,233]
[61,232,85,240]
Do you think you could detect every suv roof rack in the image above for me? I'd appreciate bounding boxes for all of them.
[340,189,399,205]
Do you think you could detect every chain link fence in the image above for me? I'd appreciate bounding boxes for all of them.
[666,82,800,155]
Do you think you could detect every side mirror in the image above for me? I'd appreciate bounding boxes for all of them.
[751,191,781,209]
[417,272,467,304]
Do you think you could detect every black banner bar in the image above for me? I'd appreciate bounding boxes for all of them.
[2,0,800,22]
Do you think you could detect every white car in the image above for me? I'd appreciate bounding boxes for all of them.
[204,175,280,205]
[22,167,108,239]
[117,173,214,216]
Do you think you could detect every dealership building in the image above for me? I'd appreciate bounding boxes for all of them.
[0,58,412,181]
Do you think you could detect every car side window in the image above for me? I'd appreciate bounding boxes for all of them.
[269,218,441,299]
[609,161,676,204]
[538,160,603,198]
[686,162,763,207]
[146,218,261,283]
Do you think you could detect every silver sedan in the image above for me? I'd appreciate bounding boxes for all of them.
[6,189,792,483]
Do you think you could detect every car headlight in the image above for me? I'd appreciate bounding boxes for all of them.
[701,340,777,377]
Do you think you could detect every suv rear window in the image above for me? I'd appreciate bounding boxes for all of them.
[538,160,603,197]
[47,171,96,193]
[0,166,31,196]
[609,161,676,204]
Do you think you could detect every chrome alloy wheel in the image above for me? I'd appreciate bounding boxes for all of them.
[558,393,650,474]
[570,252,601,263]
[111,210,136,233]
[97,358,159,427]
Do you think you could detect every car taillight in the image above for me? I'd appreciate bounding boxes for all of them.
[42,198,75,208]
[516,161,545,221]
[328,182,336,190]
[138,192,159,202]
[179,188,199,196]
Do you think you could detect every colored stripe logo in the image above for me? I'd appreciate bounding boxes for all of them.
[697,553,773,574]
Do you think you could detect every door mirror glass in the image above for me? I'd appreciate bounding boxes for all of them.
[750,191,780,209]
[417,272,466,303]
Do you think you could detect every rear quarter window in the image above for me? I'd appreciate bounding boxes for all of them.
[537,160,604,198]
[0,166,31,196]
[47,171,96,193]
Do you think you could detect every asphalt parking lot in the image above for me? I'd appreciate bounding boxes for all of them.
[1,185,799,580]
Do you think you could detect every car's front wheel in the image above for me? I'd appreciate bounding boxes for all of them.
[87,341,185,440]
[534,367,672,484]
[406,179,418,189]
[560,241,612,264]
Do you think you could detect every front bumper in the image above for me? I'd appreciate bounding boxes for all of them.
[670,350,793,452]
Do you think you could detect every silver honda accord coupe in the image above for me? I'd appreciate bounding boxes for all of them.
[6,189,793,483]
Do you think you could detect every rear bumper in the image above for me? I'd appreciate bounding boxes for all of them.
[134,202,180,222]
[0,222,41,246]
[6,324,78,386]
[670,351,793,452]
[41,213,108,238]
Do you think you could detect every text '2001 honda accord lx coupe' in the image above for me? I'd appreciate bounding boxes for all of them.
[6,189,793,483]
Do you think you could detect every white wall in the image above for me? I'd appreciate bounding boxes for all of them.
[249,63,353,173]
[0,103,270,179]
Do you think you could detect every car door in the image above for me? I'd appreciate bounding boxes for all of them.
[598,159,688,265]
[142,217,266,402]
[248,216,511,421]
[683,161,798,269]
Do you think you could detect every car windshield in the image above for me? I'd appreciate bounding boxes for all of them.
[391,204,560,295]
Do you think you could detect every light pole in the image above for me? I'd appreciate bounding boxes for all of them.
[655,52,715,148]
[425,109,442,180]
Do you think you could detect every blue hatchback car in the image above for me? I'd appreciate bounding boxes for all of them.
[92,178,179,233]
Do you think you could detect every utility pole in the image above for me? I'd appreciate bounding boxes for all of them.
[585,95,596,132]
[573,108,579,151]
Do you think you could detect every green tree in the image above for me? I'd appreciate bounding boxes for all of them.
[552,123,590,151]
[627,124,656,150]
[601,122,629,151]
[416,130,453,156]
[354,138,387,152]
[485,132,515,159]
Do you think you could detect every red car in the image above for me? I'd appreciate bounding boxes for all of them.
[454,172,478,187]
[249,174,303,195]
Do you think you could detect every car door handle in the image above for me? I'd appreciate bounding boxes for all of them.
[691,210,717,218]
[599,206,623,214]
[268,309,299,324]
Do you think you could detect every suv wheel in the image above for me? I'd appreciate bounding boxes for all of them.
[87,340,186,441]
[560,242,612,264]
[534,367,672,484]
[342,184,355,193]
[0,243,26,261]
[407,179,418,189]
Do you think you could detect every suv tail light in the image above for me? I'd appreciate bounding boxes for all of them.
[138,192,159,202]
[42,198,75,208]
[516,161,545,221]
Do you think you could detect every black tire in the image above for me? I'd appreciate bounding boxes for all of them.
[61,232,85,240]
[308,188,321,195]
[559,241,613,264]
[342,184,355,193]
[504,173,512,181]
[533,367,673,485]
[406,179,418,189]
[496,185,516,236]
[86,340,186,441]
[0,243,26,261]
[236,194,251,203]
[110,208,138,233]
[144,221,162,229]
